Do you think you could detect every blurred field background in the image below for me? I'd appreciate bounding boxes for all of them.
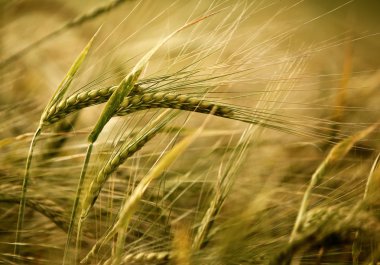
[0,0,379,264]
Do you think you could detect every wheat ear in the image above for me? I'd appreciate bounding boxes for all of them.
[121,251,172,264]
[64,70,142,265]
[67,15,217,263]
[289,123,378,242]
[15,29,98,257]
[81,126,204,264]
[1,193,69,233]
[46,92,234,124]
[102,251,172,265]
[80,110,176,221]
[42,84,144,126]
[193,125,254,251]
[271,206,380,265]
[46,91,329,139]
[75,111,177,258]
[352,153,380,264]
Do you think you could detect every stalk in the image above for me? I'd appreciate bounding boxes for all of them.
[63,143,93,265]
[14,127,42,256]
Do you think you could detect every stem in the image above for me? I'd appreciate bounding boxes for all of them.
[289,164,326,243]
[75,217,84,263]
[63,143,93,265]
[14,127,42,256]
[112,228,126,265]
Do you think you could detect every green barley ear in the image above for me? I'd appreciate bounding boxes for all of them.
[67,13,219,263]
[80,110,176,221]
[41,27,101,124]
[66,17,208,260]
[66,67,142,264]
[14,28,100,257]
[82,107,217,264]
[290,123,379,242]
[87,69,142,143]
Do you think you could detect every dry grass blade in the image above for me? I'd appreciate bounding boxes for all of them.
[290,123,379,242]
[363,153,380,204]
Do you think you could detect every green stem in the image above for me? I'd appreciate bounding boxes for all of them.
[14,127,42,256]
[63,143,93,265]
[75,216,84,263]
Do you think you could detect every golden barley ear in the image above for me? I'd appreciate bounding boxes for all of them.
[81,128,202,264]
[290,123,379,242]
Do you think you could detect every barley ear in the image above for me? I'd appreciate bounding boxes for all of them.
[352,153,380,264]
[87,70,142,143]
[87,12,218,143]
[81,129,202,264]
[14,28,100,258]
[86,14,212,143]
[82,107,215,263]
[80,110,175,222]
[77,111,176,262]
[66,67,140,264]
[192,131,252,251]
[41,27,100,124]
[290,123,378,242]
[362,152,380,204]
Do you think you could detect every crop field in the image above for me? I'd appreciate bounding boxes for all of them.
[0,0,379,264]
